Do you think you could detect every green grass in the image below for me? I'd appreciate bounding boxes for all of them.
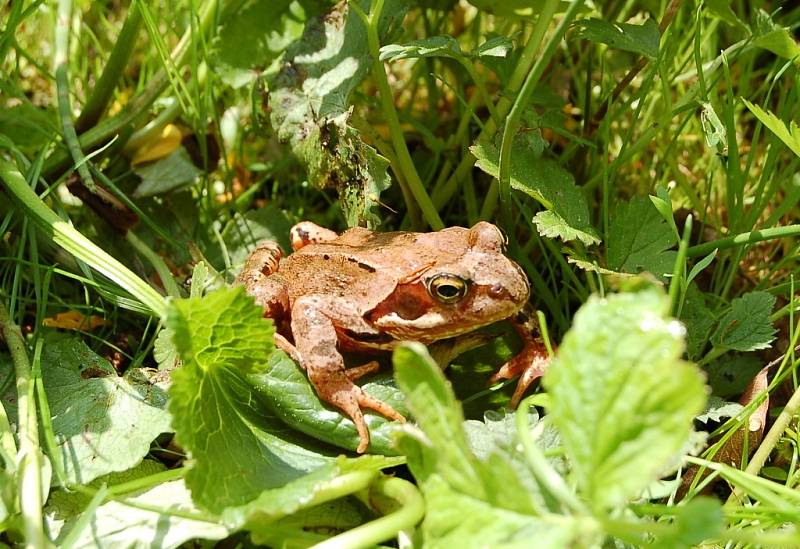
[2,1,800,547]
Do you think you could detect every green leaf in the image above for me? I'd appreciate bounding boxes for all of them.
[705,0,747,29]
[133,148,202,197]
[652,497,723,549]
[249,351,407,454]
[742,98,800,159]
[543,290,706,510]
[0,103,59,150]
[607,196,677,280]
[700,101,728,154]
[752,9,800,60]
[1,335,171,486]
[222,455,401,531]
[679,284,715,360]
[473,36,513,58]
[166,286,330,512]
[379,35,463,61]
[46,462,230,548]
[649,185,679,241]
[696,396,743,424]
[705,354,763,399]
[573,18,660,58]
[471,139,599,245]
[393,345,589,547]
[266,1,405,227]
[711,291,777,352]
[216,0,306,70]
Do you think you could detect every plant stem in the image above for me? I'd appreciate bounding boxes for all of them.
[75,2,143,131]
[314,476,424,549]
[496,0,561,206]
[361,0,444,230]
[0,302,48,549]
[54,0,96,193]
[687,224,800,257]
[668,214,692,316]
[0,160,167,318]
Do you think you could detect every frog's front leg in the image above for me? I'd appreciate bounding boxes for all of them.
[291,296,405,453]
[489,304,552,407]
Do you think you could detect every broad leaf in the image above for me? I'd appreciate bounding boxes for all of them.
[133,147,202,197]
[216,0,306,70]
[696,396,743,424]
[380,35,463,61]
[1,336,171,486]
[250,351,407,455]
[166,286,330,513]
[474,36,513,58]
[543,290,706,510]
[679,284,715,360]
[743,99,800,159]
[651,497,723,549]
[471,139,599,245]
[46,461,229,549]
[705,354,763,399]
[573,18,660,58]
[394,344,588,547]
[607,196,677,279]
[220,204,293,272]
[266,1,405,227]
[711,291,776,352]
[752,10,800,60]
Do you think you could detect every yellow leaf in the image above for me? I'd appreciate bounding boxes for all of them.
[43,311,108,331]
[131,124,183,165]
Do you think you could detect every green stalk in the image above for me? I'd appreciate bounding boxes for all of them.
[668,215,692,316]
[54,0,96,193]
[0,303,48,549]
[495,0,561,206]
[315,476,424,549]
[75,3,143,131]
[357,0,444,230]
[0,160,167,318]
[686,225,800,258]
[431,2,581,211]
[483,0,585,220]
[43,0,220,178]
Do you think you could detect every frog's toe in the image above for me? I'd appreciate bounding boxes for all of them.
[490,343,550,407]
[345,360,381,381]
[357,391,406,423]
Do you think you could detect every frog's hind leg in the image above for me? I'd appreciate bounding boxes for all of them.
[291,296,405,453]
[290,221,338,251]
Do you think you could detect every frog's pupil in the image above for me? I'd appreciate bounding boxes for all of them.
[438,284,459,298]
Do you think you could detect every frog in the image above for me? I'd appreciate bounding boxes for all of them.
[236,220,550,452]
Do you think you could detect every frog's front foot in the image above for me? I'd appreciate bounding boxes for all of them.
[312,370,406,453]
[489,342,550,407]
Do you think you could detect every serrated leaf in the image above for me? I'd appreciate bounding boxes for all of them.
[267,1,405,227]
[752,11,800,61]
[711,291,776,352]
[696,396,744,424]
[249,350,407,454]
[743,99,800,159]
[607,196,677,280]
[471,139,599,245]
[705,354,764,399]
[379,35,463,61]
[166,286,330,512]
[132,147,202,197]
[46,462,229,549]
[543,290,706,510]
[393,344,589,547]
[1,336,171,486]
[573,18,660,58]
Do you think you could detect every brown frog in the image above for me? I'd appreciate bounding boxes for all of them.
[237,221,549,452]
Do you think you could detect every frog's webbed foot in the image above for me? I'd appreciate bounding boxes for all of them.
[292,298,405,453]
[290,222,338,251]
[489,305,553,407]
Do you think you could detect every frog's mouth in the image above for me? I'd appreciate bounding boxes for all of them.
[372,309,515,342]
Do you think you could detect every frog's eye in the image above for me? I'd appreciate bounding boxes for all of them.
[426,274,469,304]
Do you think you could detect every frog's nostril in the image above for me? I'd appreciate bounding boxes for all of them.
[489,283,506,298]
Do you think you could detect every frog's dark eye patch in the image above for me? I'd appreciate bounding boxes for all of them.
[426,273,469,304]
